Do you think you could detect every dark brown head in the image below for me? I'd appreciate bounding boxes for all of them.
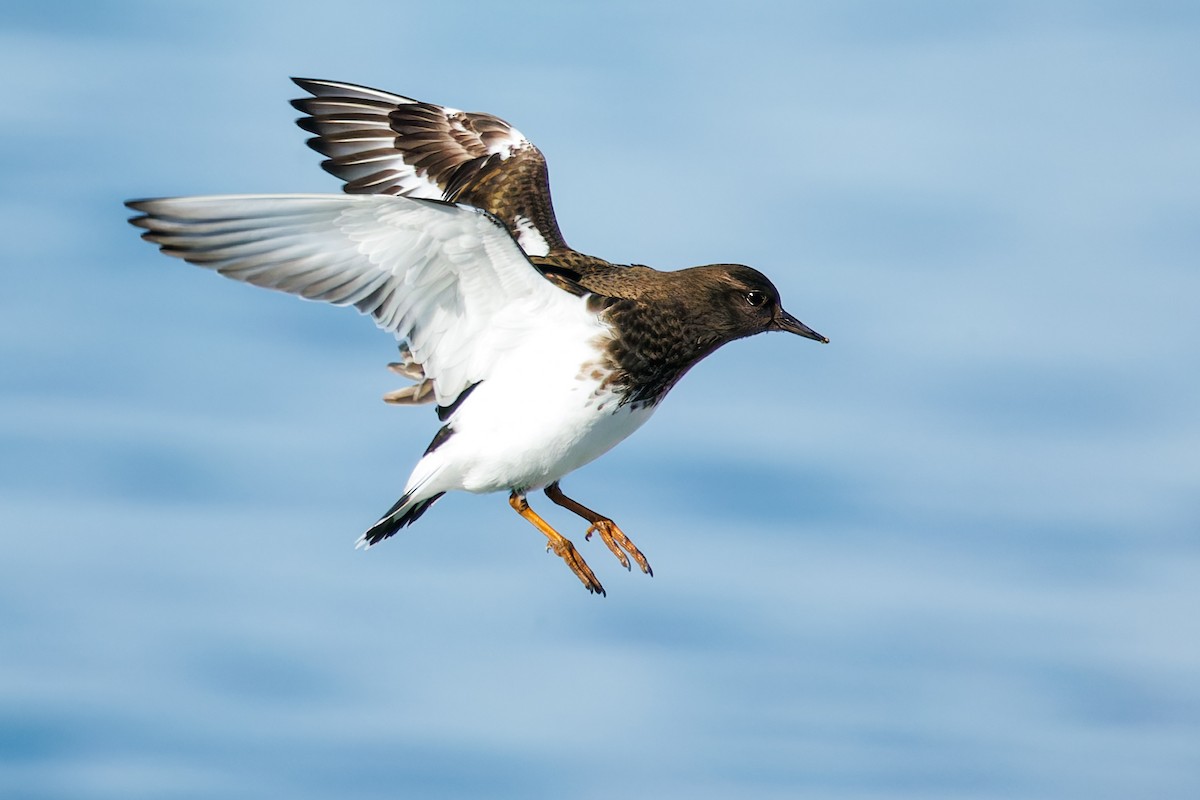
[597,262,826,406]
[681,263,828,347]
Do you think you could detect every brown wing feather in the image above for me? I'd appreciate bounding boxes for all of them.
[291,78,567,255]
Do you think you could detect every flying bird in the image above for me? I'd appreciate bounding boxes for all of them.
[127,78,827,595]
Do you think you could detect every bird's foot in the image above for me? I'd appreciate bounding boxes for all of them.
[586,519,653,576]
[545,536,606,596]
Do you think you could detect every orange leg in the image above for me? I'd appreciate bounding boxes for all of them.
[509,492,605,596]
[544,483,653,576]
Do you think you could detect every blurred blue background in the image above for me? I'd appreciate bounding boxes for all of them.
[2,1,1197,798]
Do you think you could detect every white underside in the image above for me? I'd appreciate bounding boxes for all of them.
[400,302,655,501]
[128,193,648,507]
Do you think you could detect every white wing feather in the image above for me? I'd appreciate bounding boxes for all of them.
[128,193,582,407]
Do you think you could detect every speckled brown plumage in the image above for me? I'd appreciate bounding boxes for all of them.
[275,78,829,594]
[291,79,827,415]
[292,79,568,254]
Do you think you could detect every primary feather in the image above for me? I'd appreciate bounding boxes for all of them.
[128,193,581,409]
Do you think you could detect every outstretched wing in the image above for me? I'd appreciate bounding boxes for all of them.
[127,193,584,408]
[291,78,567,258]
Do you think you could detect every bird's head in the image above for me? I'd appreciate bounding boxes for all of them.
[684,263,828,346]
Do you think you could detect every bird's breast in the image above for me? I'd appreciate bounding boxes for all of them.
[434,322,656,494]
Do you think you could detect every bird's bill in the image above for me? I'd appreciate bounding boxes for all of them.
[773,310,828,343]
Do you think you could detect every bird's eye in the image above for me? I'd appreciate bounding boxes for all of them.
[745,290,767,307]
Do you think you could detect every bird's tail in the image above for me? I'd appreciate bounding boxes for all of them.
[357,490,445,548]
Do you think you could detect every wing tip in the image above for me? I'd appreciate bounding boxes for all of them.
[291,76,330,96]
[290,77,416,105]
[125,198,160,231]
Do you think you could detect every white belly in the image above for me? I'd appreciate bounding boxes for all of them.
[452,375,654,493]
[400,320,657,498]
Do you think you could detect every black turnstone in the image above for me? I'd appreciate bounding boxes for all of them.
[127,78,827,596]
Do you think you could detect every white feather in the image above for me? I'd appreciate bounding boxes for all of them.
[130,191,659,510]
[130,193,576,409]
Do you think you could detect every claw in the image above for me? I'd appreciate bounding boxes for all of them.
[545,535,605,596]
[587,522,630,570]
[510,491,606,596]
[589,519,652,576]
[543,482,653,577]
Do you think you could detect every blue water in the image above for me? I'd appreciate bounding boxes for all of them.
[2,2,1198,798]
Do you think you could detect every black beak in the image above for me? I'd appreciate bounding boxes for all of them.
[774,310,828,343]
